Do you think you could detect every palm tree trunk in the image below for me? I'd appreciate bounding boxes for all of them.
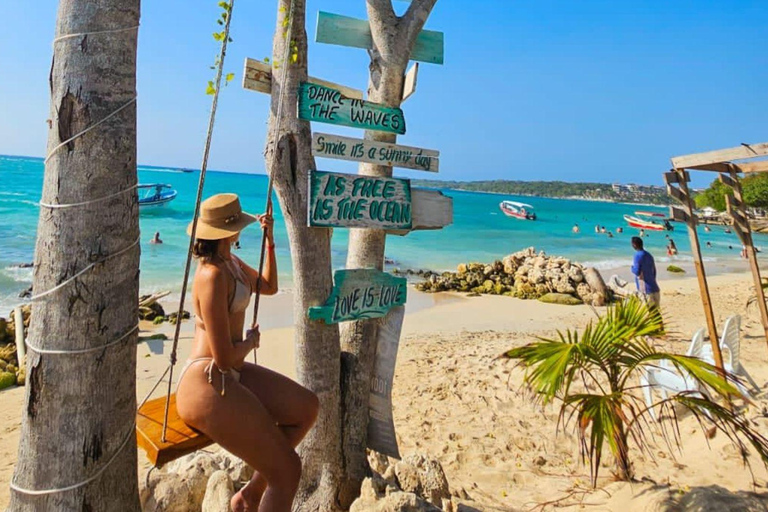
[267,1,343,510]
[614,422,633,482]
[8,1,141,511]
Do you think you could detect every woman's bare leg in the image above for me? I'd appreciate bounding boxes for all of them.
[231,363,319,510]
[177,367,305,512]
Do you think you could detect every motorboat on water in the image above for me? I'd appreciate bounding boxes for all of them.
[500,200,536,220]
[138,184,177,207]
[624,211,673,231]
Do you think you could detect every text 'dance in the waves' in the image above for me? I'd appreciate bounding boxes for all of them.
[312,133,439,172]
[308,269,408,324]
[308,170,412,230]
[297,83,406,135]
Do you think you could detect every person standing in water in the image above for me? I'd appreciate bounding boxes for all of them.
[631,236,660,311]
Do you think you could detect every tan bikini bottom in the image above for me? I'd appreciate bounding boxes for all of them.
[177,357,241,396]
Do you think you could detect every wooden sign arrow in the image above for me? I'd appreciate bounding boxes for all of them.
[312,133,438,172]
[308,269,407,324]
[367,305,404,458]
[308,170,412,230]
[402,63,419,102]
[316,11,444,65]
[298,82,406,135]
[386,189,453,236]
[242,58,363,99]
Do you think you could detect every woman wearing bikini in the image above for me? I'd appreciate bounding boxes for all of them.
[175,194,319,512]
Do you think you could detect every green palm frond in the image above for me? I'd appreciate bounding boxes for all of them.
[504,296,768,487]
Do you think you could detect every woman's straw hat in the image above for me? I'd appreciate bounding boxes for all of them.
[187,193,258,240]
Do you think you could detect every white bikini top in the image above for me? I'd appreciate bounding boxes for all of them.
[225,256,252,314]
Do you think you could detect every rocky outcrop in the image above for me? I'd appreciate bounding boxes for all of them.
[201,470,235,512]
[140,450,252,511]
[413,247,610,306]
[0,304,30,389]
[350,451,454,512]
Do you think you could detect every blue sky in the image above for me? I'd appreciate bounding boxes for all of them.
[1,0,766,186]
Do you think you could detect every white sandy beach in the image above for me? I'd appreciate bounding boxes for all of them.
[2,272,768,510]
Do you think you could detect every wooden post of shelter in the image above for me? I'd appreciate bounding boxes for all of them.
[664,169,725,370]
[720,169,768,347]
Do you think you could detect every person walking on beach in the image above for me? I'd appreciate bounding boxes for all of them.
[631,236,660,310]
[175,194,318,511]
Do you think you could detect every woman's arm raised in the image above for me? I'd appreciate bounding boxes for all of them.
[197,265,254,370]
[236,212,278,295]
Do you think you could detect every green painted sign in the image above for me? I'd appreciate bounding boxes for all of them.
[297,82,406,135]
[308,269,408,324]
[316,11,444,65]
[308,170,412,230]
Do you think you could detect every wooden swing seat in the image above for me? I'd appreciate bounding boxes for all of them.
[136,393,213,467]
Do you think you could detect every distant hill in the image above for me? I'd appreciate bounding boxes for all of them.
[411,179,670,205]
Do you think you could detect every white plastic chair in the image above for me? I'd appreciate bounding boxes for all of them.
[701,316,760,396]
[641,329,711,420]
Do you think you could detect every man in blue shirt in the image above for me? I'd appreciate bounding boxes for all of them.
[631,236,660,309]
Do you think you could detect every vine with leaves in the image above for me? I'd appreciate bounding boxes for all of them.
[207,0,235,95]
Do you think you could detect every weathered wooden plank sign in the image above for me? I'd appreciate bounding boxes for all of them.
[298,83,406,134]
[402,63,419,102]
[308,170,412,229]
[308,269,407,324]
[316,11,444,65]
[367,306,404,458]
[242,58,363,99]
[312,133,439,172]
[386,189,453,235]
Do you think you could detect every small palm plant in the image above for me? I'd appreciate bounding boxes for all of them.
[505,296,768,486]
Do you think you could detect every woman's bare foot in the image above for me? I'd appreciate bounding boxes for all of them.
[230,479,266,512]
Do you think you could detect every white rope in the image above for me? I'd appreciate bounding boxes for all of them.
[9,423,135,496]
[25,324,138,355]
[45,97,137,163]
[53,25,139,44]
[38,184,138,209]
[23,236,140,303]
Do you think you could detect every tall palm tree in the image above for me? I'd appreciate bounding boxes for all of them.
[505,297,768,486]
[9,1,141,510]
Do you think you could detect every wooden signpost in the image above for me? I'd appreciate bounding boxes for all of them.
[721,172,768,346]
[664,170,725,371]
[242,58,363,99]
[298,82,406,134]
[316,11,445,65]
[312,133,439,172]
[402,63,419,102]
[367,306,405,458]
[308,269,407,324]
[308,170,412,230]
[386,189,453,235]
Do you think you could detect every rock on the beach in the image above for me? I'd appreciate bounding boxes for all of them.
[0,371,16,390]
[0,343,17,364]
[350,478,441,512]
[538,293,583,306]
[394,454,451,507]
[582,267,609,306]
[201,470,235,512]
[141,453,220,511]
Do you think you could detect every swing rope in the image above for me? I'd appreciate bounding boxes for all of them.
[157,0,237,442]
[153,0,298,442]
[251,0,297,333]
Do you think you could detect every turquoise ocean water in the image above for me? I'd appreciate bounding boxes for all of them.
[1,154,762,315]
